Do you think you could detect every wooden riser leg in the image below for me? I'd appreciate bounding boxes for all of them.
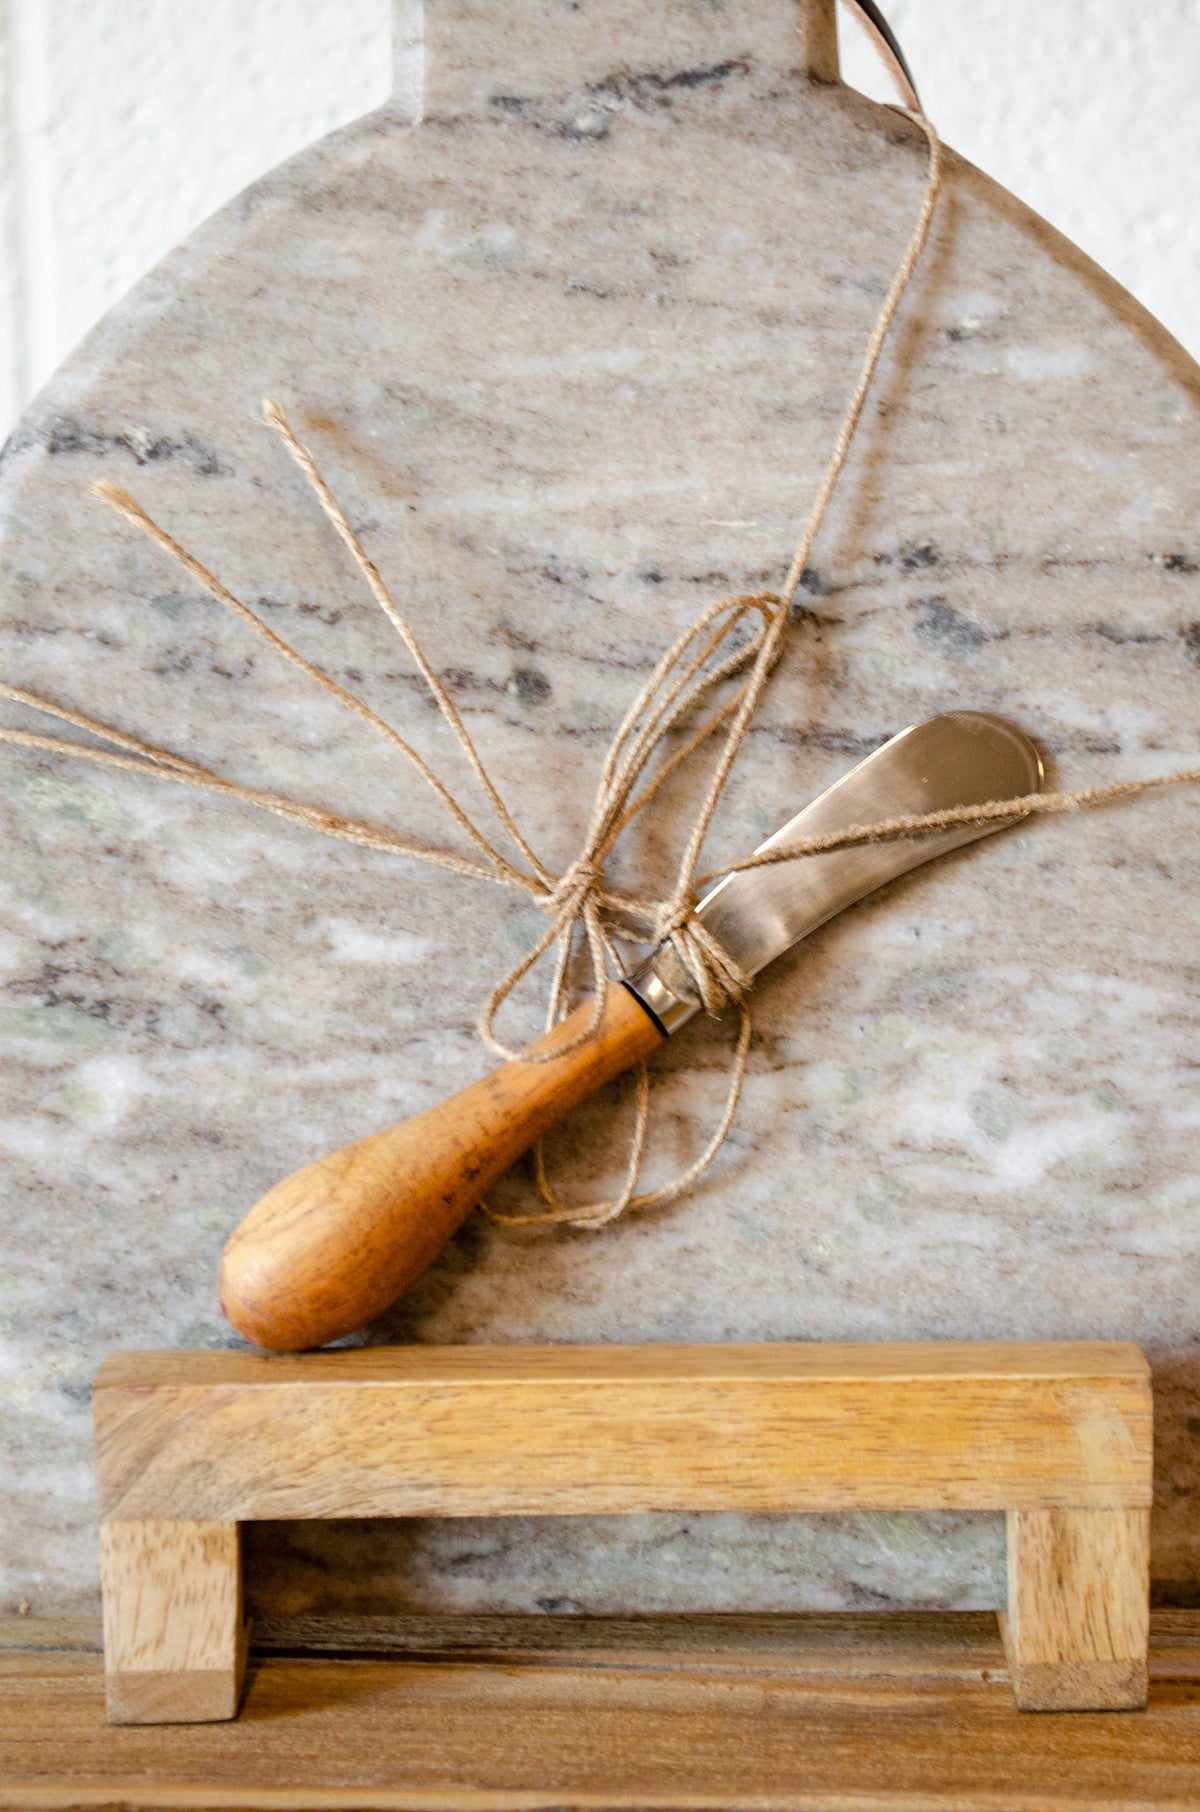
[1001,1508,1150,1711]
[100,1519,246,1724]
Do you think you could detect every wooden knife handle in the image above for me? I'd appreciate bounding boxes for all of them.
[218,983,664,1351]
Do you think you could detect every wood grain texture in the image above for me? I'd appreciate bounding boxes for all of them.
[218,985,663,1352]
[93,1342,1153,1522]
[92,1342,1153,1721]
[99,1520,247,1724]
[1002,1508,1151,1712]
[4,1613,1200,1810]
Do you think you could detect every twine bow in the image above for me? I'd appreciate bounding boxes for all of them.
[4,109,1200,1231]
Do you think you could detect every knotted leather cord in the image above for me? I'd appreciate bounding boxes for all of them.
[4,106,1200,1228]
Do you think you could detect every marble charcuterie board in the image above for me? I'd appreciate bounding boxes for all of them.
[2,0,1200,1619]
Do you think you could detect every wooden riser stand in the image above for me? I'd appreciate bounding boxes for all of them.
[93,1341,1153,1724]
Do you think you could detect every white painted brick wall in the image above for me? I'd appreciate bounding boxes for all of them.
[0,1,1196,435]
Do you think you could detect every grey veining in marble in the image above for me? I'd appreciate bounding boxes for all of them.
[2,0,1200,1617]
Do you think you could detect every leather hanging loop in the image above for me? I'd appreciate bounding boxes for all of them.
[840,0,923,112]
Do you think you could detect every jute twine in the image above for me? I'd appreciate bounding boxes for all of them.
[3,108,1200,1230]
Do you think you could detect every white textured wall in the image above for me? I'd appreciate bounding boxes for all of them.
[0,0,1196,435]
[0,0,392,431]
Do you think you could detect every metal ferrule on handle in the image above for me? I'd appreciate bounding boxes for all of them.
[622,944,705,1036]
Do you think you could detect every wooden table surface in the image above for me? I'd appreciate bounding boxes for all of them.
[3,1611,1200,1810]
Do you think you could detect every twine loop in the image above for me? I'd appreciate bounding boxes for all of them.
[660,910,754,1016]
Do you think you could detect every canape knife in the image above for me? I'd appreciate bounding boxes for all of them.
[219,710,1042,1350]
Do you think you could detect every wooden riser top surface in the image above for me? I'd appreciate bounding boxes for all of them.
[94,1341,1152,1387]
[3,1613,1200,1811]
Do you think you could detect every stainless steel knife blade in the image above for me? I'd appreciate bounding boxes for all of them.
[625,711,1043,1031]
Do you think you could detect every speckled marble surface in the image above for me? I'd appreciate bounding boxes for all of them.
[2,0,1199,1618]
